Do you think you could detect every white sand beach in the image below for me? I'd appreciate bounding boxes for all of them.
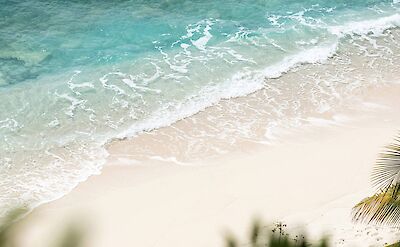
[15,84,400,247]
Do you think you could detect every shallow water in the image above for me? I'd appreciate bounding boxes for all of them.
[0,0,400,214]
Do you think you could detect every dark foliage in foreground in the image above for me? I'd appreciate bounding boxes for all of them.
[0,208,27,247]
[386,243,400,247]
[1,211,331,247]
[225,220,329,247]
[0,209,83,247]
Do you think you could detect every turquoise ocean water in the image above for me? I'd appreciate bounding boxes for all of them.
[1,0,400,213]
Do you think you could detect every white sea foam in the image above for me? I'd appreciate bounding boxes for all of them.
[115,13,400,143]
[0,118,21,132]
[54,92,86,118]
[328,13,400,37]
[116,43,337,142]
[108,14,400,157]
[3,10,400,218]
[48,118,60,128]
[191,20,213,51]
[122,78,161,93]
[99,72,127,95]
[262,44,337,78]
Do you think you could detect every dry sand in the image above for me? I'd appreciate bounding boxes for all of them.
[17,123,400,246]
[14,84,400,247]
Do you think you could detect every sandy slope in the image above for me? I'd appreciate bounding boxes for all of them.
[15,116,400,247]
[11,83,400,247]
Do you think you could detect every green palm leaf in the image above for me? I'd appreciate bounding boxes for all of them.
[353,135,400,225]
[372,135,400,198]
[353,187,400,225]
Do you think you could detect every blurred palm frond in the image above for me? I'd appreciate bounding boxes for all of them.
[0,209,84,247]
[0,208,28,247]
[56,224,84,247]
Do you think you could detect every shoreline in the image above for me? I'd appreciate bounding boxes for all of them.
[16,89,400,246]
[13,56,400,246]
[2,27,400,217]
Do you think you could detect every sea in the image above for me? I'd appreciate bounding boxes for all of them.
[1,0,400,215]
